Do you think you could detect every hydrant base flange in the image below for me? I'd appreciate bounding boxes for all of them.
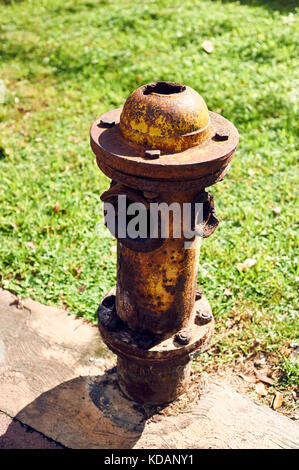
[97,287,214,404]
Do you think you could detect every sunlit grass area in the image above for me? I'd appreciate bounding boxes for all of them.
[0,0,298,399]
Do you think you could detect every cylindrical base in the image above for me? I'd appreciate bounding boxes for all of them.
[117,356,191,405]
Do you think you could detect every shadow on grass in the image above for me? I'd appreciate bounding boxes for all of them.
[0,148,6,161]
[221,0,298,13]
[0,0,24,4]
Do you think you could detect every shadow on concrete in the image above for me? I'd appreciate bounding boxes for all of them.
[0,368,159,449]
[221,0,298,13]
[0,416,64,449]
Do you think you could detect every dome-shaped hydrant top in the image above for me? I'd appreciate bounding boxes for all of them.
[90,80,239,193]
[120,81,211,152]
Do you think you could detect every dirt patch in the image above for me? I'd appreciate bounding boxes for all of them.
[195,355,298,421]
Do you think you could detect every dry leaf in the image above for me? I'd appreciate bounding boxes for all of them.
[53,201,61,213]
[68,136,80,143]
[77,285,86,293]
[272,207,281,215]
[10,222,17,229]
[202,40,214,53]
[224,287,233,296]
[26,241,36,249]
[272,391,283,410]
[75,266,83,275]
[42,225,54,232]
[255,371,274,385]
[17,107,31,114]
[256,382,267,396]
[239,373,256,384]
[216,107,222,114]
[236,258,257,271]
[290,347,299,362]
[254,356,266,368]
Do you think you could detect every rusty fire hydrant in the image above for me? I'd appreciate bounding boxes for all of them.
[90,81,238,405]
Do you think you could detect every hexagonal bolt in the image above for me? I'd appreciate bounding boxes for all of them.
[144,149,161,159]
[195,309,212,325]
[195,287,203,301]
[174,329,191,345]
[213,130,229,141]
[99,119,116,128]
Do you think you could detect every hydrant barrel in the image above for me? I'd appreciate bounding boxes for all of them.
[116,190,202,335]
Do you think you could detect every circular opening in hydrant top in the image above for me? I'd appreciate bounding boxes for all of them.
[143,81,186,96]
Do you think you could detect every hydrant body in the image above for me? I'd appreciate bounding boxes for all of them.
[90,82,238,404]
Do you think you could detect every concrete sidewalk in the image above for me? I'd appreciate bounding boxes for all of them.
[0,288,298,449]
[0,411,64,449]
[0,288,113,449]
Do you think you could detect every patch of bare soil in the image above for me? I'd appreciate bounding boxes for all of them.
[197,354,298,421]
[190,302,299,421]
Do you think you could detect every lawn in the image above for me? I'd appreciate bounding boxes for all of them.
[0,0,298,410]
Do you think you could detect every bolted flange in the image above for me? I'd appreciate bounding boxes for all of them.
[98,287,214,404]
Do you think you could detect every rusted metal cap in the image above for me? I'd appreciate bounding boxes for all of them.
[120,81,211,152]
[90,81,239,192]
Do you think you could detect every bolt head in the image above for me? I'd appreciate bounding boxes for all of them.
[195,309,212,325]
[99,119,116,128]
[195,287,203,301]
[144,149,161,159]
[174,329,191,345]
[213,130,229,141]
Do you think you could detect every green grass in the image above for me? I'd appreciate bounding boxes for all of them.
[0,0,298,389]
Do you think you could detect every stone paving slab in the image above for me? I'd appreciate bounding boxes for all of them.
[0,411,63,449]
[0,289,113,418]
[0,288,298,449]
